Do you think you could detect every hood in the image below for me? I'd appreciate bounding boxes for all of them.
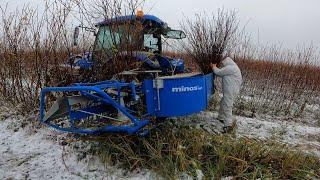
[221,57,236,67]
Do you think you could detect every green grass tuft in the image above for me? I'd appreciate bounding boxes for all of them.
[78,123,320,179]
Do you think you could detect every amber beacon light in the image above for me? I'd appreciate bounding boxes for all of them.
[136,10,144,17]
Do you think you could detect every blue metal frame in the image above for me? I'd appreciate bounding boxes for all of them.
[40,80,149,135]
[40,74,215,135]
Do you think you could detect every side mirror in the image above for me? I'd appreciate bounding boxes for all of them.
[73,26,80,46]
[164,30,186,39]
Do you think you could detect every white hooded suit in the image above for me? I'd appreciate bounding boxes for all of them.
[213,57,242,126]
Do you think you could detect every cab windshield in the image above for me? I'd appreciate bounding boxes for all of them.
[93,23,161,60]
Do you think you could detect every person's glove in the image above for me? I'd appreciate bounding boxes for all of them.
[210,63,217,70]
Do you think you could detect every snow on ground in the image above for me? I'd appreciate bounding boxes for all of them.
[196,111,320,157]
[1,103,319,179]
[0,106,157,180]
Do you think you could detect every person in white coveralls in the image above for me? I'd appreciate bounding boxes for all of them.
[211,57,242,133]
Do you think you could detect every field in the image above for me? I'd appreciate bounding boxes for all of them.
[1,0,320,179]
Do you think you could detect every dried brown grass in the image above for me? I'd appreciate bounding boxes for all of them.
[80,123,320,179]
[233,45,320,118]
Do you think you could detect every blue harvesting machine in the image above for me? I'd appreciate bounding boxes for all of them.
[40,12,215,135]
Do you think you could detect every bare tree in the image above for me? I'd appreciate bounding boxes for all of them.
[182,9,239,74]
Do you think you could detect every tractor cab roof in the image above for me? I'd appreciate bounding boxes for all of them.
[96,14,168,29]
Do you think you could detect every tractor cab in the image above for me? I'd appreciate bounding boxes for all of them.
[93,13,185,56]
[73,12,186,74]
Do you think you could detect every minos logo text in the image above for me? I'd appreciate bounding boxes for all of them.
[172,86,203,93]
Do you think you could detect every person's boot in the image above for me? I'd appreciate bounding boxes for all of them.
[223,120,237,134]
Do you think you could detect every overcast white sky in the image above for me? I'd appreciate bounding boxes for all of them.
[2,0,320,49]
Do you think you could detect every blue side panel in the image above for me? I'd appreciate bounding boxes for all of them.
[171,59,185,73]
[155,55,185,73]
[143,80,156,115]
[144,74,214,117]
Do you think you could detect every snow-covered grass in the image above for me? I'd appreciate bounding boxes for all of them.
[1,100,320,179]
[90,116,320,179]
[196,111,320,157]
[0,105,158,180]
